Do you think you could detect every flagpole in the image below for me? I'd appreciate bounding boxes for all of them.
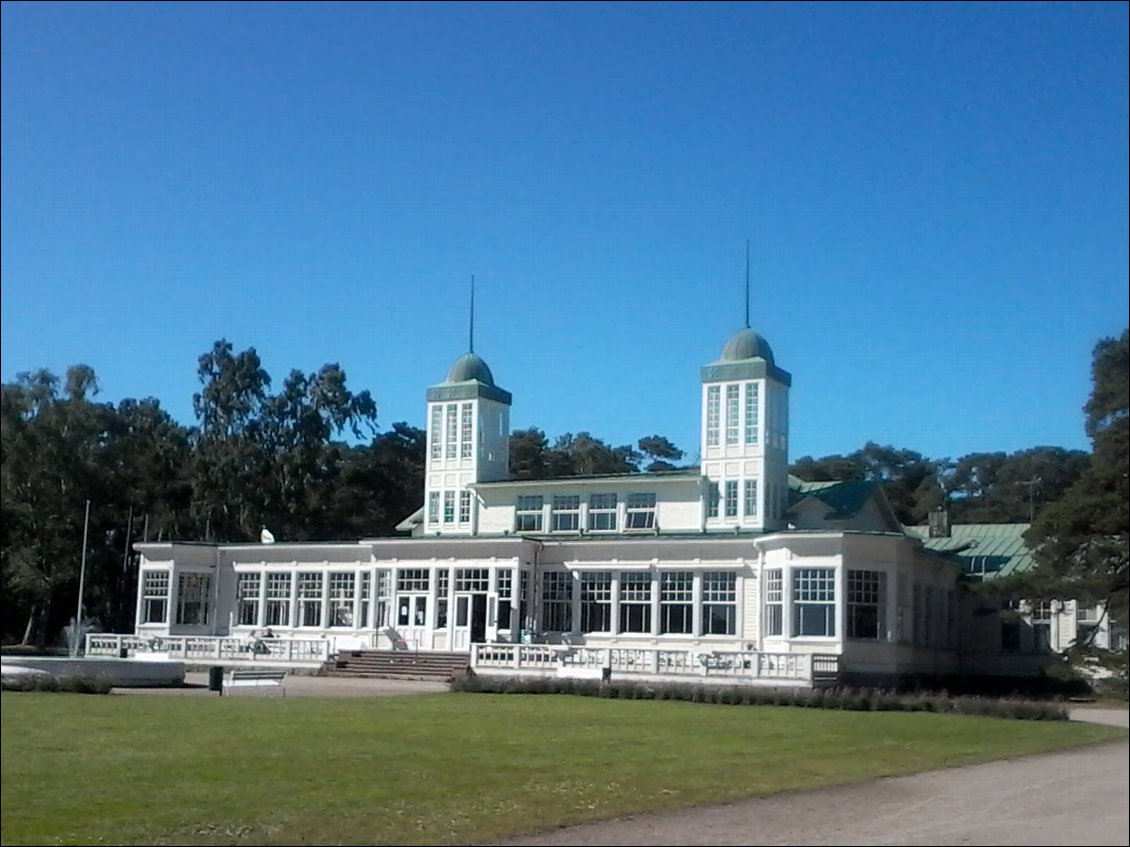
[73,499,91,657]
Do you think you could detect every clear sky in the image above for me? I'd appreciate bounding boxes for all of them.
[3,2,1127,465]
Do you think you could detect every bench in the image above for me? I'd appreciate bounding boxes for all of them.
[224,667,288,696]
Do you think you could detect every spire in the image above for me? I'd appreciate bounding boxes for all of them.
[744,239,750,329]
[469,274,475,353]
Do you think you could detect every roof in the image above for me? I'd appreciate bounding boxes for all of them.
[445,352,495,386]
[903,523,1036,577]
[471,469,702,488]
[788,476,880,520]
[719,327,775,365]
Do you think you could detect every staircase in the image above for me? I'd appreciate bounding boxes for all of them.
[323,649,470,682]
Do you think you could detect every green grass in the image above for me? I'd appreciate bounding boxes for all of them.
[1,692,1124,846]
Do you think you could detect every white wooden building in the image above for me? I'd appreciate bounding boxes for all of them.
[124,327,1116,686]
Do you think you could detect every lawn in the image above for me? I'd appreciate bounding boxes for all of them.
[1,692,1123,846]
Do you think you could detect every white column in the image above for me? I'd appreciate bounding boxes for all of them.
[650,571,661,636]
[257,569,267,628]
[510,562,521,643]
[610,571,621,636]
[571,571,582,637]
[835,564,846,642]
[320,563,330,631]
[692,571,702,637]
[288,571,298,629]
[780,567,792,640]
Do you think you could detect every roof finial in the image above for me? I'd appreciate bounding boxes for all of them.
[469,274,475,353]
[744,239,750,329]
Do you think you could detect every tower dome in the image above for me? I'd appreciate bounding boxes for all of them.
[720,327,775,366]
[445,352,495,386]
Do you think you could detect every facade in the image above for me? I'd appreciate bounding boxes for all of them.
[129,326,1110,685]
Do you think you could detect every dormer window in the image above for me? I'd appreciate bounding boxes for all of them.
[625,493,656,529]
[515,495,544,532]
[551,495,580,531]
[589,493,617,531]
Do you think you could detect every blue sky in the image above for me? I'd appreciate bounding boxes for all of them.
[3,2,1127,465]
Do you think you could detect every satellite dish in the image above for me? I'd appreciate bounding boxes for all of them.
[260,526,275,544]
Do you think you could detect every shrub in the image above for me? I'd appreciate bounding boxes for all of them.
[1,673,113,694]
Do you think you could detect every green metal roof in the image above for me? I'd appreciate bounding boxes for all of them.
[904,523,1036,578]
[719,327,776,365]
[787,476,882,520]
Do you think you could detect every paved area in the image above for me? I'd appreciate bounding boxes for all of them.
[491,709,1129,847]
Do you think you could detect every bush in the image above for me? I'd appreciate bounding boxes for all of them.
[447,674,1069,720]
[1,673,113,694]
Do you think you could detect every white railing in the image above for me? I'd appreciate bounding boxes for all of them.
[85,634,331,664]
[470,643,840,687]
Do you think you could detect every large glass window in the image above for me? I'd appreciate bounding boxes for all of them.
[397,569,431,593]
[359,571,371,628]
[460,403,473,459]
[436,570,450,629]
[725,384,740,445]
[459,490,472,525]
[1032,600,1052,652]
[744,479,758,518]
[744,382,759,445]
[660,571,693,634]
[141,571,169,624]
[706,482,720,519]
[706,385,720,447]
[430,405,443,460]
[328,572,355,627]
[580,572,612,632]
[237,573,261,626]
[374,570,390,628]
[793,568,835,637]
[428,491,440,526]
[589,493,617,531]
[515,495,544,532]
[455,569,489,592]
[265,572,291,626]
[496,570,513,630]
[445,404,458,459]
[702,571,736,635]
[542,571,573,632]
[847,571,885,640]
[175,573,211,626]
[298,572,323,627]
[552,495,580,532]
[396,569,431,628]
[443,491,455,524]
[626,493,656,529]
[764,568,783,636]
[619,572,652,633]
[724,480,738,518]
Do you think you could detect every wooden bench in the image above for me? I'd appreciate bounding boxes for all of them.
[224,667,288,696]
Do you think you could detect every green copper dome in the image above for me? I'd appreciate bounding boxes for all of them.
[720,328,775,365]
[446,352,495,386]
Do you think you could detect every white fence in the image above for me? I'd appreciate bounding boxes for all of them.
[471,644,839,688]
[85,634,331,666]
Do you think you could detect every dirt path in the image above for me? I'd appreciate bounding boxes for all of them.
[491,709,1129,847]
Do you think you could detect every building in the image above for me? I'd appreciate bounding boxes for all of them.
[119,324,1113,687]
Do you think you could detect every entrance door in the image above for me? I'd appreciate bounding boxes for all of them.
[471,593,487,643]
[453,593,489,650]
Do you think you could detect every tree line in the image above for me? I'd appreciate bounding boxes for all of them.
[2,332,1125,657]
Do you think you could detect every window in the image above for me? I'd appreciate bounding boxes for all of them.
[398,595,428,628]
[397,569,431,593]
[141,571,169,624]
[455,568,489,592]
[744,479,758,518]
[444,404,458,459]
[428,491,439,526]
[744,383,759,445]
[706,385,720,447]
[723,480,738,518]
[581,572,612,632]
[430,405,442,460]
[443,491,455,524]
[706,482,720,519]
[497,570,513,630]
[175,573,211,626]
[436,570,450,629]
[1031,601,1052,652]
[327,572,354,627]
[515,495,544,532]
[460,403,473,458]
[589,493,617,531]
[1000,598,1021,651]
[266,573,291,626]
[764,568,783,636]
[552,495,580,532]
[375,570,390,628]
[619,572,653,633]
[297,572,323,627]
[625,493,656,529]
[459,490,472,525]
[542,571,573,632]
[725,384,740,445]
[847,570,885,640]
[237,573,261,626]
[359,571,371,628]
[702,571,736,635]
[793,568,835,637]
[660,571,693,634]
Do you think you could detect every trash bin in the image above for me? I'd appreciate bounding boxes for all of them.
[208,666,224,694]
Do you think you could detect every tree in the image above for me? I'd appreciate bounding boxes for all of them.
[1024,329,1128,683]
[637,434,685,472]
